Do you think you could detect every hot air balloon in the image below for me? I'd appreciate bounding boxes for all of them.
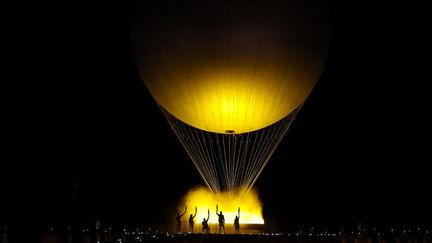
[131,0,330,195]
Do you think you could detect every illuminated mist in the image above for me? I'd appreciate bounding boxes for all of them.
[180,186,264,225]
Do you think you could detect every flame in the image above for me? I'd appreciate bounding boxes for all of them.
[179,186,264,225]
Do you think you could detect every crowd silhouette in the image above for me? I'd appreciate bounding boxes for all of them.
[174,205,242,234]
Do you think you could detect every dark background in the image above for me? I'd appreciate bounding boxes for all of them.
[3,0,430,239]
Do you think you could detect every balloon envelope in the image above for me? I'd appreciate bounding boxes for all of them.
[131,0,330,134]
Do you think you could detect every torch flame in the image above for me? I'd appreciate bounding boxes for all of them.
[180,186,264,225]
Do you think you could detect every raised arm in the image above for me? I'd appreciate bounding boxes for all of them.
[192,206,197,218]
[206,209,210,221]
[216,204,220,215]
[180,206,187,217]
[238,207,240,218]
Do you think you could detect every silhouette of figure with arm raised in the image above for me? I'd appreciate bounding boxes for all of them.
[201,209,210,234]
[188,206,197,233]
[216,204,225,234]
[175,206,187,233]
[234,207,240,234]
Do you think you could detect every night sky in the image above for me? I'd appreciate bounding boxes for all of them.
[3,0,430,236]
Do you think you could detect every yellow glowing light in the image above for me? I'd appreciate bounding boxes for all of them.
[180,186,264,225]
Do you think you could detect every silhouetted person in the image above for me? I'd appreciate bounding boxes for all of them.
[176,206,187,233]
[234,207,240,234]
[216,204,225,234]
[188,206,197,233]
[201,209,210,234]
